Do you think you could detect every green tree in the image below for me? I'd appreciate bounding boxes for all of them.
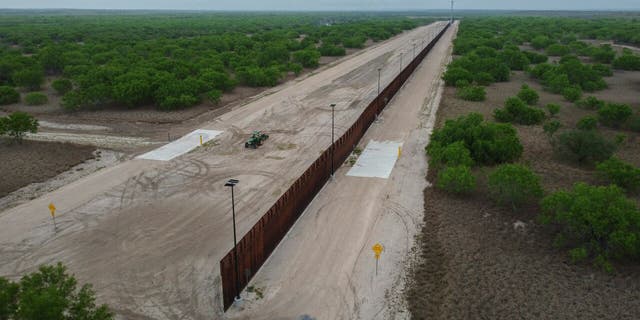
[0,263,113,320]
[12,68,45,91]
[52,79,73,95]
[546,103,561,117]
[1,112,39,144]
[552,129,616,164]
[598,103,633,128]
[436,165,476,195]
[0,86,20,105]
[456,85,485,101]
[442,67,473,86]
[488,164,544,210]
[596,157,640,193]
[517,84,539,105]
[428,140,474,170]
[292,49,321,68]
[540,183,640,271]
[24,92,48,106]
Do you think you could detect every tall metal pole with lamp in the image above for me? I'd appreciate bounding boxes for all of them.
[224,179,241,303]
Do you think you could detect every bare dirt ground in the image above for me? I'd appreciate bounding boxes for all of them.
[0,21,449,320]
[227,22,457,320]
[406,53,640,319]
[0,140,95,197]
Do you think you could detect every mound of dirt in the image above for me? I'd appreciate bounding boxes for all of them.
[0,140,95,197]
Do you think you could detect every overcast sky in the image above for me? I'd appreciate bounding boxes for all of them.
[1,0,639,11]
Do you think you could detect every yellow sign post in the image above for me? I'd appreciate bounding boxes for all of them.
[372,243,384,275]
[48,203,57,230]
[200,135,203,146]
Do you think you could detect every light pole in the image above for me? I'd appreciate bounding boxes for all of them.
[377,68,382,95]
[330,103,336,178]
[224,178,241,302]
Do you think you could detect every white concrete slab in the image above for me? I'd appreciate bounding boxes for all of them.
[346,140,402,179]
[136,129,222,161]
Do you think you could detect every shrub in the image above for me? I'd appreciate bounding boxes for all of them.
[456,85,486,101]
[596,157,640,192]
[12,67,44,91]
[598,103,633,128]
[206,89,222,104]
[552,129,616,164]
[24,92,48,106]
[473,72,494,86]
[628,115,640,132]
[592,63,613,77]
[546,103,561,117]
[613,54,640,71]
[546,44,571,56]
[428,141,474,170]
[517,84,539,105]
[443,67,473,86]
[428,113,523,165]
[576,96,605,110]
[487,164,543,209]
[576,116,598,131]
[0,263,114,319]
[0,86,20,105]
[562,86,582,102]
[61,91,84,111]
[52,79,73,95]
[540,183,640,269]
[436,165,476,195]
[0,111,39,144]
[455,79,470,88]
[494,97,546,125]
[543,120,562,136]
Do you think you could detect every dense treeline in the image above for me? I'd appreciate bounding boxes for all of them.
[0,13,428,110]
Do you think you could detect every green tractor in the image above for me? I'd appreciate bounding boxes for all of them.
[245,131,269,149]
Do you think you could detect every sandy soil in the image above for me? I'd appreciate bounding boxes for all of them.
[0,22,450,319]
[0,140,95,197]
[227,22,457,320]
[406,49,640,319]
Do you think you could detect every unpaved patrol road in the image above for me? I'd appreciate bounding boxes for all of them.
[0,21,450,319]
[228,22,458,320]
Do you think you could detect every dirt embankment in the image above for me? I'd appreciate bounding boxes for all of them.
[0,140,96,197]
[407,68,640,319]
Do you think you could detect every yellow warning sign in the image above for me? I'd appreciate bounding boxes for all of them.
[372,243,384,259]
[48,203,56,217]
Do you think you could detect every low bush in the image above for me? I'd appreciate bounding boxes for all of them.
[517,84,539,105]
[428,141,474,170]
[428,113,523,165]
[436,165,476,195]
[443,67,473,86]
[552,129,617,164]
[576,116,598,131]
[52,79,73,95]
[628,115,640,132]
[598,103,633,128]
[546,44,571,56]
[613,54,640,71]
[562,86,583,102]
[576,96,605,110]
[494,97,546,125]
[0,111,39,144]
[596,157,640,192]
[24,92,48,106]
[0,86,20,105]
[487,164,544,209]
[455,79,470,88]
[206,89,222,104]
[592,63,613,77]
[543,120,562,136]
[456,85,486,101]
[546,103,561,117]
[473,72,494,86]
[540,183,640,271]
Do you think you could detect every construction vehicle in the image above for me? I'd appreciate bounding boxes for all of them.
[245,131,269,149]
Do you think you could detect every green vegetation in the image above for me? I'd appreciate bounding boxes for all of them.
[456,85,486,101]
[24,92,48,106]
[488,164,544,210]
[0,263,113,319]
[562,86,583,102]
[494,96,546,125]
[436,165,476,195]
[428,140,474,170]
[598,103,633,128]
[576,115,598,131]
[428,113,522,166]
[517,84,539,105]
[0,112,39,144]
[540,183,640,271]
[0,86,20,105]
[596,158,640,193]
[0,13,427,111]
[543,120,562,136]
[576,96,605,110]
[613,53,640,70]
[552,129,616,164]
[546,103,561,117]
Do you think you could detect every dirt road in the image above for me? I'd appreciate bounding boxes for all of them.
[228,22,458,320]
[0,21,450,319]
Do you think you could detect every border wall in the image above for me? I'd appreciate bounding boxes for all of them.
[220,21,451,310]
